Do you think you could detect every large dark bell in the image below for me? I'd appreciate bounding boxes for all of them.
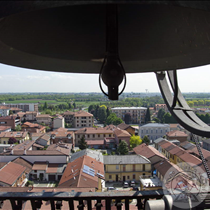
[0,2,210,73]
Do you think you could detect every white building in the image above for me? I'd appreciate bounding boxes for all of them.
[53,115,65,129]
[139,123,170,142]
[0,106,10,117]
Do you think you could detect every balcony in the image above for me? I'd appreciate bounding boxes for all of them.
[0,188,210,210]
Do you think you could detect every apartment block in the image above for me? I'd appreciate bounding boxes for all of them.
[111,107,147,124]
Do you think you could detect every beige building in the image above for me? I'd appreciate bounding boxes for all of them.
[0,131,29,144]
[63,110,93,128]
[111,107,147,124]
[36,114,52,126]
[53,115,64,129]
[25,111,38,121]
[104,155,151,182]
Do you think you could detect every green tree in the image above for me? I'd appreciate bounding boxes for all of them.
[153,117,160,123]
[79,136,88,150]
[145,107,151,123]
[142,135,150,145]
[15,125,21,131]
[73,102,76,109]
[9,110,13,115]
[98,106,107,123]
[106,107,110,118]
[118,140,129,155]
[129,135,142,149]
[43,102,48,110]
[157,109,165,123]
[106,113,123,125]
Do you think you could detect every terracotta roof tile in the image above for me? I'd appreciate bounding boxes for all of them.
[86,140,104,145]
[32,162,48,170]
[166,130,188,137]
[0,131,28,138]
[0,162,26,185]
[0,106,10,109]
[12,157,32,174]
[73,111,93,117]
[75,127,114,134]
[59,155,104,188]
[0,126,11,131]
[133,143,166,159]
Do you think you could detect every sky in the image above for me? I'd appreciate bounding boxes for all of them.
[0,62,209,93]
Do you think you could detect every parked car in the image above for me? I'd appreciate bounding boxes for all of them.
[123,181,129,188]
[130,180,135,187]
[107,187,116,191]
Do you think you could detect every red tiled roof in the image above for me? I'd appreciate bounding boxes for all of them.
[0,162,26,186]
[10,107,22,111]
[12,157,32,174]
[179,152,202,166]
[46,143,71,156]
[46,163,59,173]
[169,147,185,155]
[0,131,28,138]
[86,140,104,145]
[114,129,131,137]
[59,155,104,188]
[0,126,11,131]
[32,162,48,170]
[74,111,93,117]
[166,130,188,137]
[13,140,35,150]
[36,114,52,118]
[51,128,74,138]
[75,127,114,134]
[0,106,10,109]
[133,143,166,159]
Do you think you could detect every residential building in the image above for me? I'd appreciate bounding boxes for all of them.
[63,110,94,128]
[70,149,104,163]
[0,116,20,130]
[30,161,66,181]
[36,114,52,126]
[46,143,72,156]
[111,107,147,124]
[3,103,38,112]
[133,143,166,165]
[12,157,33,180]
[154,104,168,112]
[73,111,93,128]
[35,134,50,147]
[75,127,114,147]
[139,123,170,142]
[25,111,38,121]
[0,161,26,187]
[53,115,65,129]
[166,130,188,143]
[10,107,22,114]
[0,150,69,164]
[0,105,10,116]
[117,123,135,135]
[50,127,75,145]
[58,155,104,191]
[0,125,11,133]
[0,131,29,144]
[104,155,151,182]
[21,122,46,135]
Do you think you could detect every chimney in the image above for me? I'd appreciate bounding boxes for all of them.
[24,146,26,155]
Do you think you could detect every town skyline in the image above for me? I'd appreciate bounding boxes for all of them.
[0,62,210,93]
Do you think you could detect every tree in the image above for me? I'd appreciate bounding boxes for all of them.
[157,108,166,123]
[15,125,21,131]
[118,140,129,155]
[142,135,150,145]
[8,137,17,144]
[145,108,151,123]
[124,113,131,124]
[106,107,110,118]
[129,135,142,149]
[9,110,13,115]
[153,117,160,123]
[106,113,123,125]
[78,136,88,150]
[43,102,48,110]
[73,102,76,109]
[97,106,107,123]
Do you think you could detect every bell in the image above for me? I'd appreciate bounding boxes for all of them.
[0,2,210,74]
[2,2,210,137]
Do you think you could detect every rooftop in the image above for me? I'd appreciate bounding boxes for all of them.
[104,155,150,165]
[140,123,170,128]
[111,107,147,110]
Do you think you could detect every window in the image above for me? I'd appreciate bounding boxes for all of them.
[93,134,95,138]
[78,135,80,138]
[34,170,37,173]
[109,134,111,137]
[104,134,106,137]
[133,174,135,180]
[127,176,130,179]
[123,165,126,172]
[109,175,112,179]
[116,165,119,169]
[143,164,145,171]
[98,134,100,137]
[87,135,89,138]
